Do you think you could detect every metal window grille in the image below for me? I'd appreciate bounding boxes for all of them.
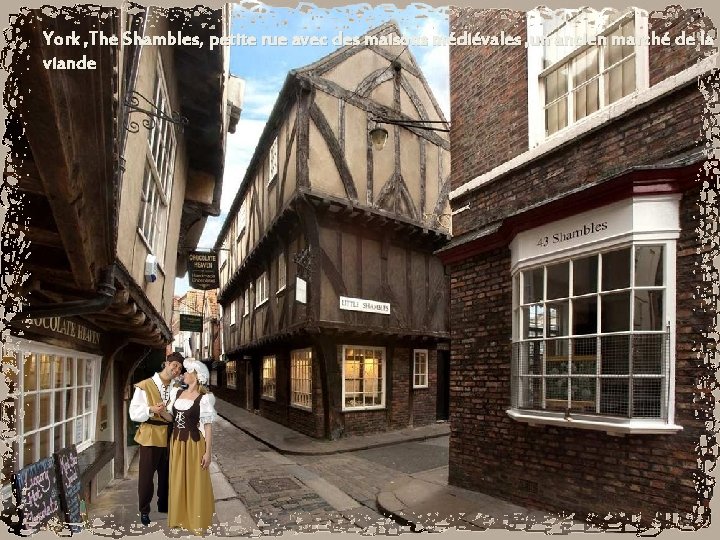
[511,330,670,419]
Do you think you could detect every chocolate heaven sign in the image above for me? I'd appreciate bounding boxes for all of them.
[187,251,219,290]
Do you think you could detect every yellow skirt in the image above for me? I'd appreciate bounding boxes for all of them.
[168,435,215,534]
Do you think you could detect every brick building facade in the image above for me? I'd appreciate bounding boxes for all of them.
[440,7,716,524]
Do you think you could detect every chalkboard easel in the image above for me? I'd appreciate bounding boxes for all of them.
[12,457,63,533]
[53,445,83,533]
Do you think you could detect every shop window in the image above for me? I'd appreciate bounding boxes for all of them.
[1,341,100,476]
[511,244,673,425]
[262,356,276,399]
[527,8,649,146]
[413,349,429,388]
[226,361,237,389]
[138,53,177,263]
[342,346,385,410]
[291,349,312,409]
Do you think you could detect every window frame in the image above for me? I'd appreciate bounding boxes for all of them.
[229,299,236,326]
[261,356,276,400]
[509,228,681,434]
[255,273,269,308]
[243,286,250,317]
[226,360,237,389]
[527,7,649,148]
[277,251,287,294]
[267,137,279,187]
[137,52,177,265]
[2,339,101,475]
[290,349,313,410]
[341,345,386,411]
[413,349,429,389]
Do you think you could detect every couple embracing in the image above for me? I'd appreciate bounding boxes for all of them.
[129,352,216,535]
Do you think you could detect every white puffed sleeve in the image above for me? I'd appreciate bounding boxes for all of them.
[199,393,216,425]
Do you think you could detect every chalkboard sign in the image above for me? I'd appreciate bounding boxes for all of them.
[53,445,83,533]
[12,457,62,531]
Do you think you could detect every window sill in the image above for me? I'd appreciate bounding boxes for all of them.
[276,286,286,295]
[507,408,683,435]
[261,395,276,402]
[255,299,268,309]
[413,384,429,390]
[290,403,312,412]
[342,405,386,412]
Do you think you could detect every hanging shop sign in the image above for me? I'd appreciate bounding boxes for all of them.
[187,251,219,290]
[179,314,203,332]
[339,296,391,315]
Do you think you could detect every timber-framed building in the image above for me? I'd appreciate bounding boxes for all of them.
[214,22,451,439]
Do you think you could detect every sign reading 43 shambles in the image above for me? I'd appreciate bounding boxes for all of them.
[187,251,219,290]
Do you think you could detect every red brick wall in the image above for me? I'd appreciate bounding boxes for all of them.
[451,85,704,238]
[447,188,707,518]
[449,8,528,189]
[648,7,715,86]
[449,7,714,198]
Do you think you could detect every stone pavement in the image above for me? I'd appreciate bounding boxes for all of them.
[214,398,450,455]
[87,445,256,537]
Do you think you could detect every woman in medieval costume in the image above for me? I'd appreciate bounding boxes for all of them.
[157,358,216,534]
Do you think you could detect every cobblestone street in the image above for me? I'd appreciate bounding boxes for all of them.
[211,416,414,535]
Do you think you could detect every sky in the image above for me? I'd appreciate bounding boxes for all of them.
[175,1,450,296]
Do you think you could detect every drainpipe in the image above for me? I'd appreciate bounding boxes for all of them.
[17,265,116,319]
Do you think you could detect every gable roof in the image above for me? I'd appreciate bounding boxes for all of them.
[214,20,448,250]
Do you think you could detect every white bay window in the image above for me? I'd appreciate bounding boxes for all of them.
[342,346,385,410]
[508,196,681,434]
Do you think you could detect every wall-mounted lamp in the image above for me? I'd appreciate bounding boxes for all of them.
[368,118,450,150]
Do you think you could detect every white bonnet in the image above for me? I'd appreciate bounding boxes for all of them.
[183,358,210,385]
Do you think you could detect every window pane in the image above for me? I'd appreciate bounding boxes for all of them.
[545,377,568,409]
[23,435,34,466]
[602,248,630,290]
[39,393,51,428]
[65,358,73,387]
[65,420,74,446]
[518,377,543,409]
[573,255,598,295]
[633,334,664,374]
[39,428,50,459]
[634,290,664,331]
[67,389,76,418]
[523,268,544,303]
[600,334,630,374]
[632,379,662,418]
[546,262,569,299]
[86,362,93,386]
[600,378,629,416]
[53,357,64,387]
[24,354,37,392]
[546,301,569,337]
[635,246,663,286]
[77,358,85,386]
[24,394,36,432]
[519,341,544,375]
[601,291,631,332]
[54,391,65,423]
[39,355,52,390]
[572,297,597,335]
[523,304,545,338]
[54,424,63,453]
[571,378,596,412]
[85,414,92,440]
[85,388,92,414]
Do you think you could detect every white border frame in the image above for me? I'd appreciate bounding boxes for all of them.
[290,348,313,411]
[412,349,429,389]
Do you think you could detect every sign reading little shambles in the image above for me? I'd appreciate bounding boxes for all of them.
[339,296,391,315]
[187,251,219,290]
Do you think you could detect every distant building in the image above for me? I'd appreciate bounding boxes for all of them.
[439,6,715,522]
[3,5,238,512]
[170,290,221,362]
[215,22,451,439]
